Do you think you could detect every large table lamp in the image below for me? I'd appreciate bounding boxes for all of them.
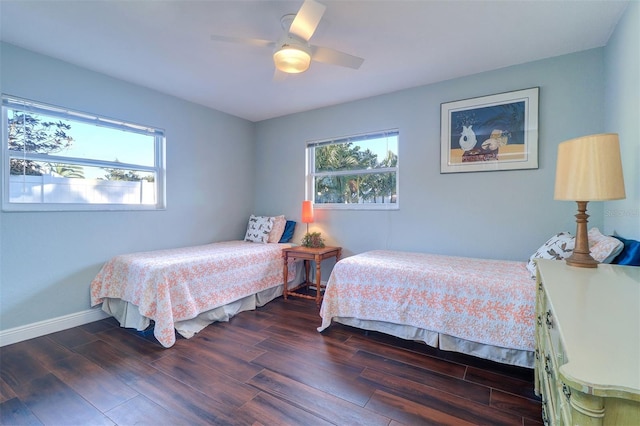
[554,133,626,268]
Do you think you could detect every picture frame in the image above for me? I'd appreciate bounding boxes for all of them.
[440,87,539,173]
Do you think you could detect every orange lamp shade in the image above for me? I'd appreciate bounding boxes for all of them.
[301,200,314,224]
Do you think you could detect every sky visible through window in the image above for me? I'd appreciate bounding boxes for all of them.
[10,109,156,180]
[367,135,397,163]
[64,122,154,166]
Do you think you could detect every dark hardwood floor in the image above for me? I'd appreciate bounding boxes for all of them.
[0,296,542,425]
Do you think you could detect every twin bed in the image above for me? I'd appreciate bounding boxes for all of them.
[318,250,536,368]
[90,240,299,347]
[317,228,626,369]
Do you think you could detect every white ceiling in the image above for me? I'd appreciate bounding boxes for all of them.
[0,0,629,122]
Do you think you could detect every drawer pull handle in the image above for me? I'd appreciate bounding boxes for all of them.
[545,310,553,329]
[562,383,572,401]
[544,355,551,377]
[544,355,552,377]
[541,402,549,426]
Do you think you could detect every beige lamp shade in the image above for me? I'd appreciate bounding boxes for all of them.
[554,133,626,201]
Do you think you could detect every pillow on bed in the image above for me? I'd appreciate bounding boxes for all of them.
[244,215,273,243]
[279,220,296,243]
[527,229,625,277]
[267,215,287,243]
[526,232,574,278]
[611,235,640,266]
[588,227,624,264]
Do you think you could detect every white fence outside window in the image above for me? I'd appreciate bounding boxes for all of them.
[10,175,156,205]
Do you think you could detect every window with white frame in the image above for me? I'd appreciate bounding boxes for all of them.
[2,95,165,211]
[307,129,399,210]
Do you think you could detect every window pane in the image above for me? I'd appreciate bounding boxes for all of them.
[8,109,155,166]
[314,134,398,173]
[315,172,397,205]
[9,162,156,205]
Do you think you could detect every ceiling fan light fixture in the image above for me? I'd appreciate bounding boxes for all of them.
[273,44,311,73]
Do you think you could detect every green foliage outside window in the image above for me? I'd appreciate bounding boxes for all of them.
[312,133,398,205]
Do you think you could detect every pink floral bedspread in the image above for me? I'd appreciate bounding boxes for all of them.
[91,241,294,347]
[319,250,536,352]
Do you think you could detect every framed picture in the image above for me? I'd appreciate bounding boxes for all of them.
[440,87,539,173]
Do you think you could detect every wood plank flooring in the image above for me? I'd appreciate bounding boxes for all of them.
[0,296,542,425]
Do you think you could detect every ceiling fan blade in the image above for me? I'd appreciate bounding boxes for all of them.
[210,35,274,49]
[311,46,364,70]
[289,0,326,41]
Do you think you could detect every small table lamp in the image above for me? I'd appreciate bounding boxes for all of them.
[301,200,325,248]
[554,133,626,268]
[301,200,314,234]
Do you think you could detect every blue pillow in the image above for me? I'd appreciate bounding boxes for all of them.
[279,220,296,243]
[611,236,640,266]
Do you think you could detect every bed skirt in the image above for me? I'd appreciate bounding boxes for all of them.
[330,316,534,368]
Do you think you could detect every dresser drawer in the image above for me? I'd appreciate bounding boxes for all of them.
[536,279,569,425]
[538,284,566,368]
[539,347,559,425]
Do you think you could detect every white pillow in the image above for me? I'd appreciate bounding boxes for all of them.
[267,215,287,243]
[588,227,624,263]
[526,232,575,278]
[244,215,273,243]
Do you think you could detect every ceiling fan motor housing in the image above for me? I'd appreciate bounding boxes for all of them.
[273,34,311,73]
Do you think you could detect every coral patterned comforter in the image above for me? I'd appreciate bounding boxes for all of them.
[91,241,294,347]
[319,250,536,352]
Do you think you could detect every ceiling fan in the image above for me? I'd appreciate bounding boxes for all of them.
[210,0,364,74]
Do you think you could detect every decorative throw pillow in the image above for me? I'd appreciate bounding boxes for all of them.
[244,215,273,243]
[588,227,624,263]
[526,232,575,278]
[611,235,640,266]
[279,220,296,243]
[267,215,287,243]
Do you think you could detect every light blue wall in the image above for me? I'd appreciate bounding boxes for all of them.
[604,1,640,240]
[0,43,256,330]
[255,49,609,262]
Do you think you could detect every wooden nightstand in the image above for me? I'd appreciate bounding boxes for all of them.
[282,246,342,306]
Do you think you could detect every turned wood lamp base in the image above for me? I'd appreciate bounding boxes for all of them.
[564,201,598,268]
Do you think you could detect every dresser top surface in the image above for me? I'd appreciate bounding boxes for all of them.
[538,259,640,396]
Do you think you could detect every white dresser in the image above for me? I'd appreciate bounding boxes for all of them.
[535,259,640,425]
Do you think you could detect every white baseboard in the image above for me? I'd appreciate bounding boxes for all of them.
[0,308,109,347]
